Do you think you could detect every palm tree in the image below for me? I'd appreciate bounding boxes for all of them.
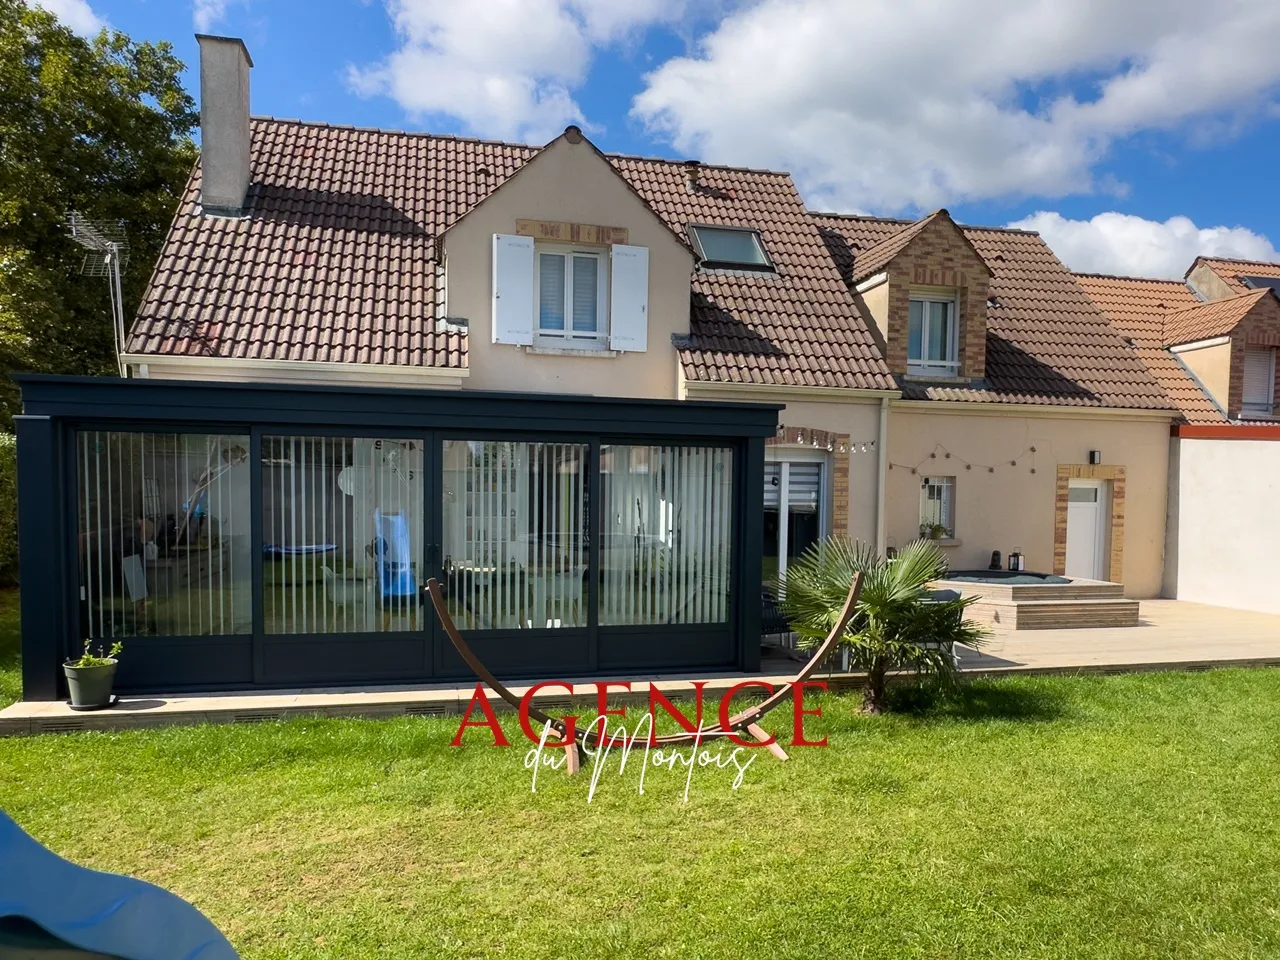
[780,537,988,713]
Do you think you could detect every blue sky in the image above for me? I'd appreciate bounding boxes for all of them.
[38,0,1280,279]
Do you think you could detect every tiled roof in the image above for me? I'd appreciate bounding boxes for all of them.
[129,116,1173,411]
[1071,274,1200,346]
[1191,256,1280,295]
[1162,288,1271,346]
[849,210,941,281]
[131,117,895,389]
[1073,273,1223,424]
[609,157,894,390]
[813,215,1175,411]
[130,120,537,365]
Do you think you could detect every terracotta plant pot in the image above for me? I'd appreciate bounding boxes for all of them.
[63,660,117,710]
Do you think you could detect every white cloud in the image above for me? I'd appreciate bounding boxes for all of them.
[632,0,1280,212]
[193,0,247,33]
[1010,211,1280,279]
[32,0,106,35]
[348,0,688,144]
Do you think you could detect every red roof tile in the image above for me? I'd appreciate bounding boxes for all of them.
[130,118,895,389]
[129,116,1176,413]
[1073,273,1224,424]
[1190,256,1280,295]
[814,215,1174,411]
[1162,288,1271,346]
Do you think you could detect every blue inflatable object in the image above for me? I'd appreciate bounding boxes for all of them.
[374,509,418,600]
[0,810,240,960]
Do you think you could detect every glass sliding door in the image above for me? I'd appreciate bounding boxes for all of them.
[441,440,588,631]
[76,430,252,639]
[599,444,734,625]
[262,436,425,635]
[763,458,825,590]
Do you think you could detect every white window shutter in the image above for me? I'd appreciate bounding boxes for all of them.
[492,234,535,345]
[609,244,649,352]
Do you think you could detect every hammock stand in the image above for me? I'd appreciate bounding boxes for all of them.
[425,573,863,775]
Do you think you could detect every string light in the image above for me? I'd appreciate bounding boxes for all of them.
[888,442,1040,476]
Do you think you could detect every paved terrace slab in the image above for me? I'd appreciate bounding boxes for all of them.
[3,600,1278,736]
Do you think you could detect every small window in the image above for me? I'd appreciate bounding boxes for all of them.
[688,225,773,270]
[535,245,606,344]
[919,476,955,539]
[908,297,959,377]
[1242,346,1276,418]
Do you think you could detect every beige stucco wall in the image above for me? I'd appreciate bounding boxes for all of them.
[1187,262,1237,301]
[853,279,889,347]
[886,407,1171,597]
[683,384,885,546]
[1173,340,1231,411]
[442,136,694,398]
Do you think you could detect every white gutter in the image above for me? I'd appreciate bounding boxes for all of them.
[889,398,1175,422]
[876,395,889,554]
[684,380,900,403]
[855,272,888,293]
[120,354,469,380]
[1169,335,1231,353]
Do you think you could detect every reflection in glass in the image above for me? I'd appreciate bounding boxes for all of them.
[262,437,424,634]
[600,445,733,625]
[77,431,251,638]
[442,441,588,630]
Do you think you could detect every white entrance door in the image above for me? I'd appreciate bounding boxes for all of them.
[1065,479,1107,580]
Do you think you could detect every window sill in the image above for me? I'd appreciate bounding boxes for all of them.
[904,373,968,385]
[924,537,962,548]
[525,344,618,358]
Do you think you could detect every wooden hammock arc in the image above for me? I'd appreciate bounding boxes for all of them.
[425,573,863,773]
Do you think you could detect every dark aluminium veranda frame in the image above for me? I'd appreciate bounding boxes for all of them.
[14,375,780,701]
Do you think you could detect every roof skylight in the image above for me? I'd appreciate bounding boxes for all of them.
[688,225,773,271]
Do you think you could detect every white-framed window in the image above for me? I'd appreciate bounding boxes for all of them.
[919,476,955,539]
[908,296,959,377]
[1242,346,1277,418]
[536,244,608,345]
[491,235,650,353]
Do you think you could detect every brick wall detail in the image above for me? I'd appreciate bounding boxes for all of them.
[767,424,852,538]
[1052,464,1126,583]
[882,217,991,380]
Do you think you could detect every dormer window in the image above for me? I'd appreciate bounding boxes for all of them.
[908,296,959,377]
[536,244,607,344]
[688,225,773,271]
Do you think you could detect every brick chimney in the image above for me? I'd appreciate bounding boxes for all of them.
[195,35,253,216]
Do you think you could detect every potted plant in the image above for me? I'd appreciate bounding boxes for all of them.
[926,522,949,540]
[64,641,123,710]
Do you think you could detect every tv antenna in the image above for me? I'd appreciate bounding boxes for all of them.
[68,211,129,376]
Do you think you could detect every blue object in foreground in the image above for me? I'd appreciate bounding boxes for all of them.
[0,810,239,960]
[374,509,418,599]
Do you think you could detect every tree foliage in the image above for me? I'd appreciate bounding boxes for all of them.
[0,0,196,421]
[780,537,989,713]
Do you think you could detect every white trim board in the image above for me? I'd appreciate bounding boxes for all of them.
[124,355,468,388]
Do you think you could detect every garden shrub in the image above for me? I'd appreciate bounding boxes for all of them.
[0,431,16,583]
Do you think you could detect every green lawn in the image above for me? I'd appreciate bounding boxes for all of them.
[4,592,1280,957]
[0,587,19,708]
